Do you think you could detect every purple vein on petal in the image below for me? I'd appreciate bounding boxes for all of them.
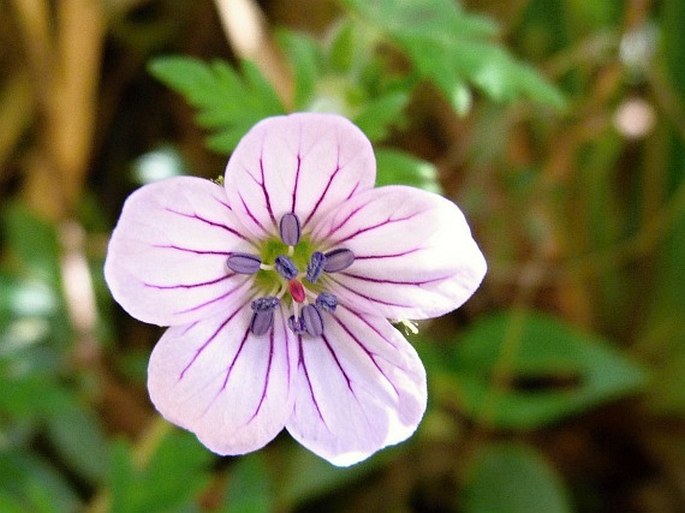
[329,309,401,398]
[329,278,414,308]
[213,195,232,212]
[354,248,423,260]
[174,278,250,314]
[321,334,354,394]
[303,162,344,227]
[329,211,423,246]
[220,328,251,392]
[248,326,275,423]
[339,272,452,287]
[258,156,278,228]
[298,339,328,427]
[164,207,251,242]
[291,153,302,213]
[324,199,372,239]
[144,273,234,290]
[179,299,249,379]
[152,244,232,256]
[238,192,270,235]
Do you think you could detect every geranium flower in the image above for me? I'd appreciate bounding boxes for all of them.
[104,113,486,466]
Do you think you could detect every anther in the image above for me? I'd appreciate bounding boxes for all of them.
[305,251,325,282]
[249,296,279,336]
[251,296,279,312]
[323,248,355,272]
[302,304,324,337]
[250,310,274,336]
[226,252,261,274]
[288,315,306,335]
[274,255,298,280]
[315,292,337,312]
[279,213,301,246]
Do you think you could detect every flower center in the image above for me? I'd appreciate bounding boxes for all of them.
[227,213,354,337]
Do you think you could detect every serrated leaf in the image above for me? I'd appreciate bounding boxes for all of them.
[148,56,285,153]
[464,443,573,513]
[375,148,442,192]
[449,311,647,428]
[345,0,566,110]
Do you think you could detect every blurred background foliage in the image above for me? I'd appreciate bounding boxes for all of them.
[0,0,684,511]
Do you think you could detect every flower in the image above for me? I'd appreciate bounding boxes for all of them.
[104,112,486,466]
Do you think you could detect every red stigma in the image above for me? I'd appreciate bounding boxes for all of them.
[289,279,306,303]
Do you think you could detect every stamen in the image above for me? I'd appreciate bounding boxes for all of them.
[249,296,279,336]
[274,255,298,280]
[251,296,279,312]
[250,310,274,336]
[279,213,301,246]
[289,279,306,303]
[323,248,355,272]
[288,315,306,335]
[226,252,261,274]
[302,304,324,337]
[315,292,337,312]
[305,251,325,282]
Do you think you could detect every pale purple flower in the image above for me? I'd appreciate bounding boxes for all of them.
[104,113,486,466]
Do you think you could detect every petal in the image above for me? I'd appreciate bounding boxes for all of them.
[104,176,256,326]
[286,305,426,466]
[311,185,487,320]
[147,302,297,456]
[224,113,376,239]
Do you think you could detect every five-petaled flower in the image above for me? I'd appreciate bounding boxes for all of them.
[104,113,486,466]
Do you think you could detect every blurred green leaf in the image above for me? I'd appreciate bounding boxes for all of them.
[375,148,442,192]
[148,56,285,153]
[221,454,274,513]
[0,450,81,513]
[344,0,566,112]
[108,428,212,513]
[45,400,110,484]
[448,311,647,428]
[463,442,573,513]
[352,91,409,141]
[278,30,320,109]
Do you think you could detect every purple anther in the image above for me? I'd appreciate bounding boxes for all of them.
[301,304,324,337]
[250,310,274,336]
[323,248,355,273]
[274,255,298,280]
[251,296,279,312]
[315,292,337,312]
[279,213,301,246]
[226,252,261,274]
[305,251,325,283]
[288,314,306,335]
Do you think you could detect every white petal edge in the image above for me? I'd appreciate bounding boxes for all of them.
[310,185,487,320]
[104,176,256,326]
[224,113,376,240]
[147,303,297,455]
[286,305,427,466]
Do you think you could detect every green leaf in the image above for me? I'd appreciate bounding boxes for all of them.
[352,91,409,142]
[0,450,81,513]
[44,400,110,484]
[464,442,573,513]
[449,311,647,428]
[375,148,442,192]
[108,429,213,513]
[221,454,274,513]
[148,56,285,153]
[277,30,320,109]
[344,0,566,111]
